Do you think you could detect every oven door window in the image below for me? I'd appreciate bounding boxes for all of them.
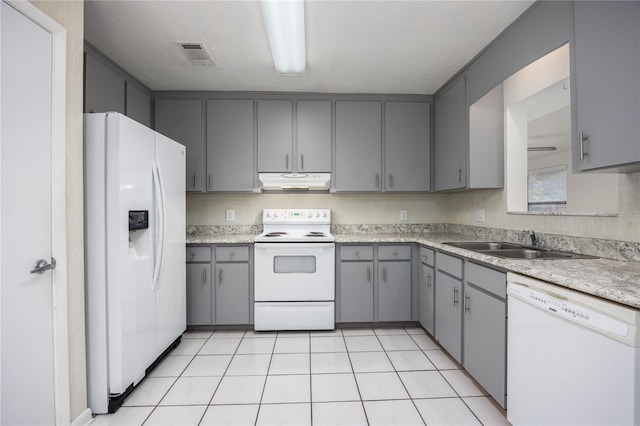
[273,256,316,274]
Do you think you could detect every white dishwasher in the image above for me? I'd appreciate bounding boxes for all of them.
[507,273,640,426]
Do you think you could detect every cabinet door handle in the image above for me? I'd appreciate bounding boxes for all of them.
[382,266,387,284]
[456,168,462,183]
[579,132,589,160]
[208,174,212,190]
[202,269,207,285]
[388,174,393,188]
[367,266,371,284]
[375,173,380,188]
[300,154,304,171]
[286,153,289,170]
[427,273,432,288]
[218,269,223,286]
[464,294,471,313]
[193,173,197,189]
[453,287,459,306]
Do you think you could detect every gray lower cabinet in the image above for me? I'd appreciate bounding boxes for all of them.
[186,246,213,326]
[463,261,506,408]
[186,244,252,326]
[214,246,251,325]
[335,101,382,192]
[339,261,374,323]
[207,100,255,192]
[573,1,640,172]
[338,244,412,323]
[378,245,412,322]
[155,99,204,192]
[384,101,431,192]
[339,245,374,322]
[418,247,435,335]
[434,252,463,363]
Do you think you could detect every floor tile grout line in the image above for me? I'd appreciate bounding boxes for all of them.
[342,327,371,426]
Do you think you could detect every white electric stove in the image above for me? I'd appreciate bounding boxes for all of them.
[254,209,335,331]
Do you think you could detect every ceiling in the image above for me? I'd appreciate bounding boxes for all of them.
[84,0,534,94]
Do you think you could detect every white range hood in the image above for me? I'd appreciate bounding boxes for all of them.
[259,173,331,191]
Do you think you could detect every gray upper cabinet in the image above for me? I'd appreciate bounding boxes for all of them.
[84,53,125,115]
[125,82,151,127]
[257,100,293,172]
[573,1,640,172]
[335,101,382,192]
[384,102,431,192]
[296,101,332,172]
[155,99,204,192]
[207,100,255,192]
[434,78,466,191]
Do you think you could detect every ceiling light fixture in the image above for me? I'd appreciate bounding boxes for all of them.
[260,0,306,75]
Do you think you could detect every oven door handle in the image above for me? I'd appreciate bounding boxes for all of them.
[254,242,336,250]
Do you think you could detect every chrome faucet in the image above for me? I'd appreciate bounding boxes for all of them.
[528,230,539,248]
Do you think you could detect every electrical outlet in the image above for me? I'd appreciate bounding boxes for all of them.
[475,208,485,223]
[400,209,408,221]
[225,209,235,222]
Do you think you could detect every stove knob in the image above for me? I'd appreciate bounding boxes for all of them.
[314,211,319,218]
[307,211,313,218]
[266,211,272,218]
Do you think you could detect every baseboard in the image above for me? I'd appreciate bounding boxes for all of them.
[71,408,92,426]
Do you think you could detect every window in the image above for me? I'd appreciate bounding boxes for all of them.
[528,167,567,212]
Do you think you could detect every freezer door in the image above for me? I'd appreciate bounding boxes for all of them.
[106,113,157,397]
[154,132,187,354]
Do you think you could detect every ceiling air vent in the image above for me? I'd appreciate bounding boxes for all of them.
[177,42,215,66]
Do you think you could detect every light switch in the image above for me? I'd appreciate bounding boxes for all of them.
[225,209,235,222]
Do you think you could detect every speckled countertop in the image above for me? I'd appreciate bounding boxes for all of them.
[187,231,640,310]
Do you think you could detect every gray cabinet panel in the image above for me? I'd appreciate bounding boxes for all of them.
[125,82,151,127]
[434,78,466,191]
[574,1,640,171]
[155,99,204,192]
[378,261,411,322]
[186,263,212,326]
[335,101,382,191]
[434,270,462,362]
[84,53,125,114]
[385,102,431,191]
[297,101,332,172]
[418,262,435,335]
[257,100,293,172]
[463,284,506,407]
[207,100,255,191]
[340,262,374,322]
[215,263,250,325]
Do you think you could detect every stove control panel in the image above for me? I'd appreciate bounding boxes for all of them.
[263,209,331,224]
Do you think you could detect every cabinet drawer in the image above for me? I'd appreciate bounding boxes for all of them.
[436,252,462,278]
[420,247,435,266]
[340,245,374,261]
[216,246,250,262]
[465,262,506,299]
[186,246,212,263]
[378,245,411,260]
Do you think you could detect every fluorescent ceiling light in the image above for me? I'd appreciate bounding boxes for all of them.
[260,0,306,74]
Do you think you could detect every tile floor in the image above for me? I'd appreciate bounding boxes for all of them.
[91,327,510,426]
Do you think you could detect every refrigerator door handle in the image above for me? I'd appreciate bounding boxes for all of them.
[152,163,167,290]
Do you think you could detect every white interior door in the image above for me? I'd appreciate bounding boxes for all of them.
[1,2,68,424]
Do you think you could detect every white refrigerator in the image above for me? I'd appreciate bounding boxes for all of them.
[84,112,186,414]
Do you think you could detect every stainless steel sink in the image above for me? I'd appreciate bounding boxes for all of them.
[443,241,597,260]
[444,241,523,251]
